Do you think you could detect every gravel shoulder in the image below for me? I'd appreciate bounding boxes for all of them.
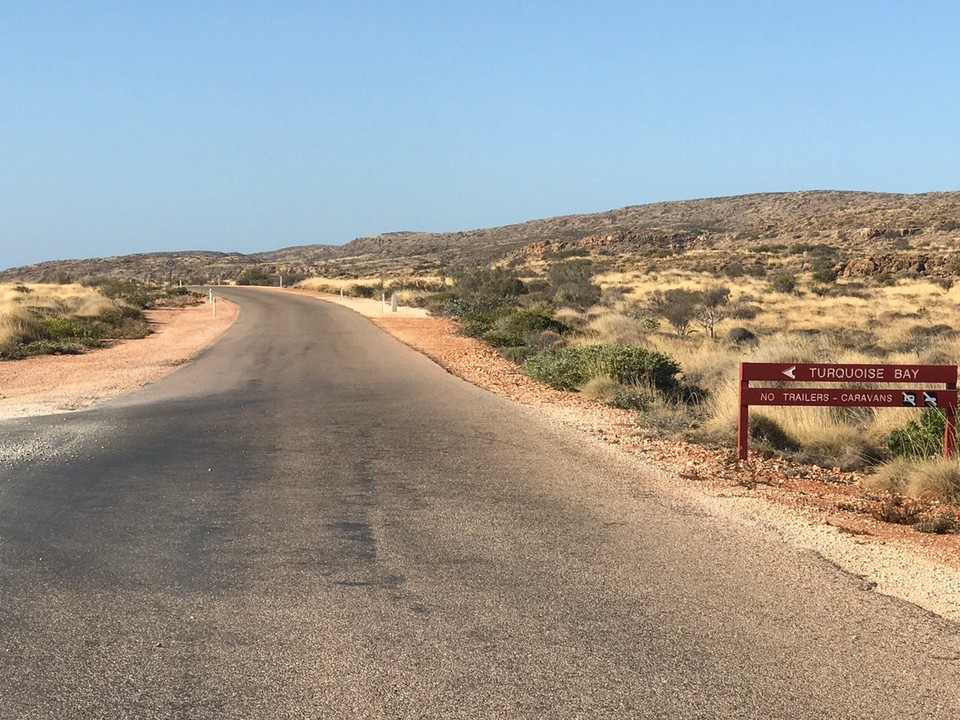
[4,286,960,623]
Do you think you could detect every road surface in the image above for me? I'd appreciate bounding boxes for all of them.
[1,287,958,718]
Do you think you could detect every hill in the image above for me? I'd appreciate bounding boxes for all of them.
[3,190,960,283]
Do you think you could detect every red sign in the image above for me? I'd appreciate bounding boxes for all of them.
[737,362,957,461]
[741,362,958,384]
[743,387,958,408]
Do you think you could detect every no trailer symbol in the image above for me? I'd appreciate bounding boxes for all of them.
[902,391,940,407]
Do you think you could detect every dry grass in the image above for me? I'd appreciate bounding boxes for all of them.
[0,283,120,351]
[866,458,960,502]
[296,275,448,306]
[578,375,622,402]
[0,305,42,348]
[297,276,381,292]
[564,270,960,470]
[580,313,650,345]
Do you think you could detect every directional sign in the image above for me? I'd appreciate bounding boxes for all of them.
[165,258,176,269]
[743,388,957,408]
[741,362,958,384]
[738,361,958,460]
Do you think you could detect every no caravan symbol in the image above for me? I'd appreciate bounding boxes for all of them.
[737,362,958,461]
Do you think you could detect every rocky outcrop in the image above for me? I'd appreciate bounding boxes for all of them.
[840,254,929,277]
[509,230,702,260]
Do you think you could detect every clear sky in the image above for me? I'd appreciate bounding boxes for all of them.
[2,1,958,269]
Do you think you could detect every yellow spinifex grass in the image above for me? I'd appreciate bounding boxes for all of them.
[565,270,960,469]
[297,277,381,293]
[0,283,117,349]
[866,458,960,502]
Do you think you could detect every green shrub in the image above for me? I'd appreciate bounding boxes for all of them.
[480,307,568,348]
[523,344,681,393]
[608,388,652,411]
[914,513,957,534]
[36,315,97,340]
[810,258,839,284]
[887,409,946,459]
[236,266,276,286]
[450,267,525,299]
[0,340,89,360]
[548,259,601,309]
[767,273,797,293]
[95,279,159,308]
[501,346,538,364]
[350,284,378,299]
[98,305,145,327]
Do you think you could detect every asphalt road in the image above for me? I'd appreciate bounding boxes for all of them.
[2,286,960,719]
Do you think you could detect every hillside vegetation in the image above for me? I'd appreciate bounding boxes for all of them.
[4,190,960,285]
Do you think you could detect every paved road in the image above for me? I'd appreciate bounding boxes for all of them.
[1,287,959,718]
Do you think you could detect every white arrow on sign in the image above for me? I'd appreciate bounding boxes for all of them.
[782,365,797,380]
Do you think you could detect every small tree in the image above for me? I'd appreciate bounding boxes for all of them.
[767,273,797,294]
[650,288,701,336]
[548,259,601,310]
[695,285,730,339]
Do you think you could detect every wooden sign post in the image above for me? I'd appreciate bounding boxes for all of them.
[738,362,957,460]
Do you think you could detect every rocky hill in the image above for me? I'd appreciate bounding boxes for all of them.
[3,190,960,283]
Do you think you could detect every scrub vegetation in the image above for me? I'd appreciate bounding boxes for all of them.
[387,255,960,507]
[0,280,201,360]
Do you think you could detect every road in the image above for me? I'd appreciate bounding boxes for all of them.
[1,286,959,718]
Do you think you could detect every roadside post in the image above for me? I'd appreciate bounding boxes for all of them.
[737,362,958,461]
[391,293,398,313]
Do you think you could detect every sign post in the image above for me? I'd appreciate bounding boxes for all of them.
[738,362,957,460]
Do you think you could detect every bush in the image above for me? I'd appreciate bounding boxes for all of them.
[887,409,946,459]
[236,266,276,286]
[608,387,652,411]
[727,327,758,345]
[548,260,601,309]
[523,344,681,393]
[451,267,525,299]
[767,273,797,293]
[500,346,538,364]
[810,259,839,284]
[479,307,568,348]
[0,339,88,359]
[36,315,97,341]
[649,288,701,336]
[97,279,157,309]
[350,284,378,299]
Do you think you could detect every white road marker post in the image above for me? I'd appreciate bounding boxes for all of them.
[340,286,344,302]
[212,296,217,317]
[381,293,385,314]
[391,293,398,313]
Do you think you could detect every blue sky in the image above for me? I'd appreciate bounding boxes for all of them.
[2,1,958,269]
